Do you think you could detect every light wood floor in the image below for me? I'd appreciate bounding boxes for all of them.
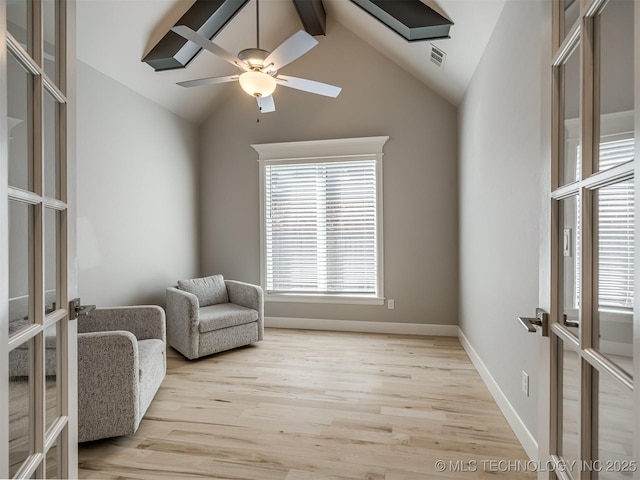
[78,329,535,479]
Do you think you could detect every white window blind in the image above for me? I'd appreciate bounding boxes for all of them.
[597,138,635,310]
[265,159,378,294]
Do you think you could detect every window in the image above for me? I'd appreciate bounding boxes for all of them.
[568,116,634,313]
[254,137,388,304]
[573,136,634,311]
[596,137,634,310]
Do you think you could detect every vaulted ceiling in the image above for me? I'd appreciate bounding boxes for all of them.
[76,0,506,124]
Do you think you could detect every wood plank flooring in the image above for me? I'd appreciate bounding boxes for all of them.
[78,329,535,479]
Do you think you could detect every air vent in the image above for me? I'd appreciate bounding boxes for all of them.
[430,44,446,68]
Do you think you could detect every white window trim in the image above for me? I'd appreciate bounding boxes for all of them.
[253,136,389,305]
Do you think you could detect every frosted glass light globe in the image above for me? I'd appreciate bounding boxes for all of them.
[239,71,277,97]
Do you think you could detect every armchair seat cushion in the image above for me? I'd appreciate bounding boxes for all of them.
[198,303,258,334]
[137,339,165,382]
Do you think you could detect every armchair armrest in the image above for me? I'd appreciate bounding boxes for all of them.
[77,331,139,442]
[166,287,200,359]
[225,280,263,311]
[225,280,264,341]
[78,305,166,342]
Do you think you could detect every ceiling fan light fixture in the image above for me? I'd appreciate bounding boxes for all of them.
[239,71,277,98]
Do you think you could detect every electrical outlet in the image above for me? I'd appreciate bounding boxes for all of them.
[522,371,529,397]
[387,299,395,310]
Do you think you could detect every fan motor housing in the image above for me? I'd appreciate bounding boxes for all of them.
[238,48,272,70]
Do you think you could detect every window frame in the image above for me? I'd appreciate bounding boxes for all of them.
[254,136,388,305]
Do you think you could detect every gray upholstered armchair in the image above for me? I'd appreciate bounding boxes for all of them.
[166,275,264,360]
[77,306,166,443]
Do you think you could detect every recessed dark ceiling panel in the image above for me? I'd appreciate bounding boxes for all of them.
[144,0,328,72]
[143,0,250,71]
[350,0,453,41]
[292,0,326,36]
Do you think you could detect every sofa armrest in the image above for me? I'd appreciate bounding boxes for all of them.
[225,280,264,341]
[78,306,166,342]
[77,331,139,442]
[166,287,200,359]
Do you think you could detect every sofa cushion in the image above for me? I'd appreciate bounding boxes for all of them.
[137,339,165,382]
[198,303,259,334]
[178,274,229,307]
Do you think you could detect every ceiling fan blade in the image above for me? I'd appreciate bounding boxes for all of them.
[276,75,342,98]
[171,25,249,71]
[264,30,318,71]
[257,95,276,113]
[177,75,239,88]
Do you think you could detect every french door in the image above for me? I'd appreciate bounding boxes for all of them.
[541,0,639,479]
[1,0,77,478]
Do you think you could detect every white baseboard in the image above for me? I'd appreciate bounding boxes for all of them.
[457,328,538,461]
[265,316,459,336]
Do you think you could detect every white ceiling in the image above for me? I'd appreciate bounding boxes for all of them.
[76,0,507,125]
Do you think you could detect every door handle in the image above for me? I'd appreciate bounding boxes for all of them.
[562,314,580,328]
[519,316,539,333]
[518,308,549,337]
[69,298,96,320]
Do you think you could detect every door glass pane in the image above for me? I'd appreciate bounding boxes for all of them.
[563,0,580,41]
[596,0,634,173]
[46,435,59,478]
[7,0,29,50]
[44,92,60,200]
[8,52,32,192]
[558,338,581,479]
[43,0,58,84]
[559,195,581,337]
[594,179,634,376]
[45,322,59,431]
[9,337,34,478]
[594,370,634,479]
[9,200,34,337]
[561,45,581,185]
[45,208,59,315]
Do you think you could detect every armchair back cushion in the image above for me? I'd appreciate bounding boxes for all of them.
[178,274,228,307]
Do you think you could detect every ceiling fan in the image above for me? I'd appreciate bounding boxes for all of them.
[171,0,341,113]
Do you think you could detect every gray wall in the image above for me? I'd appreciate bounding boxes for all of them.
[199,20,459,325]
[458,0,544,438]
[76,62,200,307]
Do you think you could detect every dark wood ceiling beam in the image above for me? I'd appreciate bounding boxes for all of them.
[291,0,326,36]
[142,0,250,71]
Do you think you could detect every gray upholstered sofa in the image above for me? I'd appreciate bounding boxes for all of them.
[77,306,166,443]
[166,275,264,360]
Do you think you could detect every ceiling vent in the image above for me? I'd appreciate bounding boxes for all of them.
[430,44,446,68]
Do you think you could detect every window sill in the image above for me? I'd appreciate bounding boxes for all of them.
[266,293,385,306]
